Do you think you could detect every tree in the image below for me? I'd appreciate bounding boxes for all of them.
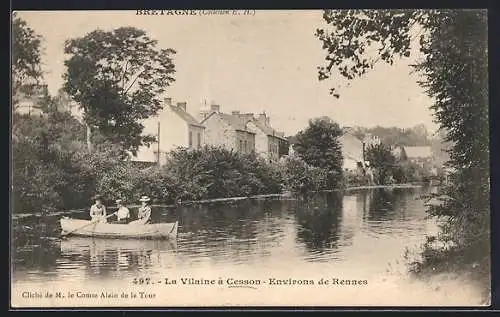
[316,10,489,273]
[11,13,44,108]
[280,155,327,201]
[351,125,431,147]
[365,143,396,185]
[292,117,344,188]
[63,27,177,155]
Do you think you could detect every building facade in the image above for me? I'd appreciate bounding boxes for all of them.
[400,146,433,168]
[243,112,286,162]
[132,98,205,165]
[200,105,256,155]
[339,132,365,171]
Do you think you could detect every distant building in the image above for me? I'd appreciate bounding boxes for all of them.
[200,106,287,161]
[132,98,205,165]
[287,127,365,172]
[363,133,381,147]
[397,146,433,167]
[340,129,365,171]
[13,85,48,116]
[245,112,287,162]
[200,105,256,155]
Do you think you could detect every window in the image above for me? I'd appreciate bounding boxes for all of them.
[244,140,248,153]
[239,140,243,151]
[197,132,201,148]
[189,131,193,147]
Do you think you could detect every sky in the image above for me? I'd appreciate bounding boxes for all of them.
[17,10,438,136]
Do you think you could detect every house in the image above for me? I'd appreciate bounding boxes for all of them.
[362,133,381,147]
[132,98,205,165]
[398,146,433,167]
[244,112,287,162]
[286,127,365,172]
[13,84,48,116]
[339,129,365,171]
[200,106,287,160]
[200,105,256,155]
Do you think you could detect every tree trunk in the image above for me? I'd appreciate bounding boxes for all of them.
[86,124,92,152]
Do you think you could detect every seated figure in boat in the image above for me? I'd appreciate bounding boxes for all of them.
[114,199,130,224]
[130,195,152,225]
[90,195,107,223]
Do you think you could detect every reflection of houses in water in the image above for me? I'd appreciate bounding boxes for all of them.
[358,188,421,222]
[340,194,362,245]
[59,237,177,277]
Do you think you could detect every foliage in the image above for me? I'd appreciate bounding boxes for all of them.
[12,116,286,213]
[280,156,327,201]
[164,146,283,200]
[292,117,344,189]
[351,124,431,147]
[316,9,489,282]
[12,111,87,213]
[365,143,396,185]
[343,170,366,187]
[11,13,44,107]
[62,27,176,154]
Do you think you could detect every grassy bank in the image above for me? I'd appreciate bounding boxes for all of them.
[405,236,491,304]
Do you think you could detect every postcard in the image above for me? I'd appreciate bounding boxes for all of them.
[11,9,490,308]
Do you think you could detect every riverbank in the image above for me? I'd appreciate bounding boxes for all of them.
[409,249,491,305]
[11,184,424,221]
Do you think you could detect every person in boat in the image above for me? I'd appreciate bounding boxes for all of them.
[90,195,107,223]
[136,195,152,225]
[114,199,130,224]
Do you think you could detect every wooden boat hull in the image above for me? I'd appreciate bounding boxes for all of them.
[60,217,178,239]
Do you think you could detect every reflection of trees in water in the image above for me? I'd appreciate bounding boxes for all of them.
[175,199,285,262]
[177,200,267,240]
[364,188,410,221]
[12,237,61,272]
[12,217,62,272]
[294,192,343,253]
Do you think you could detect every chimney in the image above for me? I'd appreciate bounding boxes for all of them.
[177,102,187,112]
[164,98,172,106]
[258,113,266,125]
[210,104,220,113]
[232,110,240,115]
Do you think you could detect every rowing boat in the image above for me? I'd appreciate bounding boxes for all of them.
[60,217,178,239]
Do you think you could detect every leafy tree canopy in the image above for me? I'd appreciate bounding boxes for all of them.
[12,13,44,106]
[63,27,177,154]
[365,143,396,185]
[293,117,344,188]
[316,9,489,264]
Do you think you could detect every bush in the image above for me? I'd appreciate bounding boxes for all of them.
[163,146,283,201]
[12,126,287,214]
[280,155,327,201]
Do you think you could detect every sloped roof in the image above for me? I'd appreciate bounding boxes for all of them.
[202,112,255,133]
[170,105,204,128]
[403,146,432,158]
[339,133,364,162]
[252,120,287,140]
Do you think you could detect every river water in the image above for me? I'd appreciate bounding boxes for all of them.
[11,187,485,307]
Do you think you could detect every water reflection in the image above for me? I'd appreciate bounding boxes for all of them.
[57,237,178,279]
[12,188,438,286]
[294,192,343,259]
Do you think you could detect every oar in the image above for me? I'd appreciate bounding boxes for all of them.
[60,212,116,238]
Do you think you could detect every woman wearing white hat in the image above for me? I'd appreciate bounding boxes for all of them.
[135,195,152,225]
